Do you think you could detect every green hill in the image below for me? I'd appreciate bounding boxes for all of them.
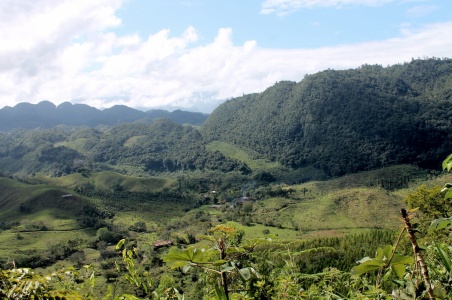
[202,58,452,177]
[0,119,250,177]
[0,176,84,227]
[0,172,186,267]
[36,171,175,193]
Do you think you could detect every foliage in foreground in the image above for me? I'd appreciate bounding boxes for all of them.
[1,156,451,299]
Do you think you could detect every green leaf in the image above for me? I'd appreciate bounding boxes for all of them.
[391,254,414,266]
[391,264,406,279]
[356,257,372,264]
[182,264,192,273]
[238,267,252,280]
[213,260,228,266]
[444,188,452,200]
[221,266,235,272]
[170,261,190,270]
[115,239,126,251]
[429,217,452,230]
[432,284,447,299]
[164,247,200,263]
[351,245,413,278]
[376,245,394,262]
[442,154,452,171]
[351,259,385,276]
[435,243,451,274]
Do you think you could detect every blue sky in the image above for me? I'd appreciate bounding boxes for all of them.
[0,0,451,112]
[117,0,451,48]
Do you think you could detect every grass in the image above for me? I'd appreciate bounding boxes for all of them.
[1,165,448,274]
[0,175,94,260]
[123,135,146,147]
[241,223,303,240]
[36,171,176,193]
[0,177,80,222]
[0,229,95,252]
[206,141,281,171]
[54,138,90,156]
[254,184,404,232]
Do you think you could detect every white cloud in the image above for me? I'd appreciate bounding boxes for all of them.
[0,1,452,112]
[260,0,394,15]
[405,5,438,18]
[0,0,123,106]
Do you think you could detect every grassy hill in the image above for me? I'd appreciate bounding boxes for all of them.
[0,177,82,224]
[0,165,448,272]
[206,141,281,171]
[35,171,176,193]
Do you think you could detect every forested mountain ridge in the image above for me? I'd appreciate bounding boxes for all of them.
[0,58,451,179]
[0,120,249,177]
[202,58,452,176]
[0,101,208,130]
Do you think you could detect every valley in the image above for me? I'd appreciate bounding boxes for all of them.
[0,58,451,299]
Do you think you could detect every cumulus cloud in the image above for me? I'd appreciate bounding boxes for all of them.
[0,0,123,106]
[260,0,394,15]
[0,0,452,112]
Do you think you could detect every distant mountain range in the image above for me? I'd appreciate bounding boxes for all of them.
[0,101,209,130]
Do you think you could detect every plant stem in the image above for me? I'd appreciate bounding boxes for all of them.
[219,237,230,300]
[401,208,435,300]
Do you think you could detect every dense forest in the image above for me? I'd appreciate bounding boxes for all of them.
[0,120,249,177]
[203,58,452,176]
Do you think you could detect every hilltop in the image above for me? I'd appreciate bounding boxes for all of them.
[0,102,208,130]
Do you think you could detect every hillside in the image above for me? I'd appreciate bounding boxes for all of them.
[0,59,451,180]
[202,58,452,176]
[0,119,249,177]
[0,101,208,130]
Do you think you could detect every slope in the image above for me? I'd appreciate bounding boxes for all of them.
[202,58,452,177]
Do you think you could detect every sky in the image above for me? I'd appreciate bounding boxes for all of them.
[1,0,452,113]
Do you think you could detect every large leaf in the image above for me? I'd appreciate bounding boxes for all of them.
[444,188,452,200]
[442,154,452,171]
[163,246,212,267]
[429,217,452,230]
[351,259,385,276]
[238,267,251,280]
[391,254,415,265]
[170,261,190,270]
[391,264,407,279]
[213,260,228,266]
[351,245,413,278]
[237,267,260,281]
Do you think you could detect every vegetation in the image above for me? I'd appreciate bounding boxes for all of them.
[0,159,450,298]
[0,58,451,299]
[0,101,208,130]
[0,59,451,181]
[0,120,249,177]
[203,58,452,177]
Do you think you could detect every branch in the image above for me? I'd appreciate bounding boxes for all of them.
[401,208,435,300]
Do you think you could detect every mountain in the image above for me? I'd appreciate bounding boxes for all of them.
[0,119,250,177]
[0,58,451,178]
[0,102,209,130]
[202,58,452,176]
